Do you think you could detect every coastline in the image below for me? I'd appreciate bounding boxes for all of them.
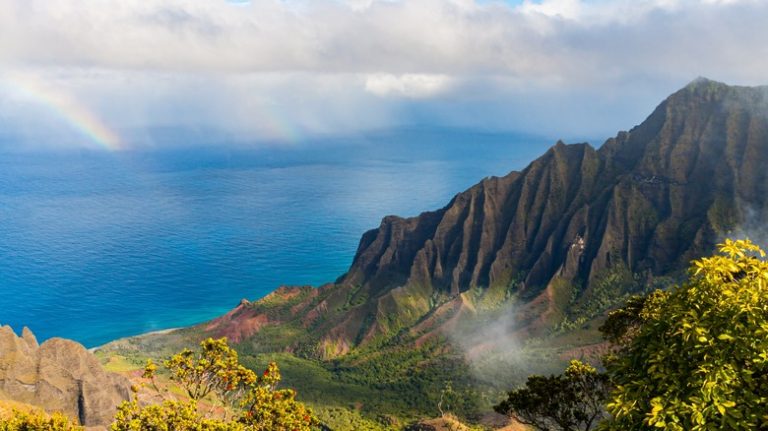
[88,326,182,353]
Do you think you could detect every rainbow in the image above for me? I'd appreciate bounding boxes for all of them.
[257,103,304,145]
[4,71,124,151]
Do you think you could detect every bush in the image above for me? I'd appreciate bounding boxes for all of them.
[0,410,81,431]
[602,239,768,430]
[113,338,317,431]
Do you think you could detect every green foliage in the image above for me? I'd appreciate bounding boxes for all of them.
[557,266,653,333]
[602,239,768,430]
[0,410,81,431]
[119,338,317,431]
[437,381,458,417]
[163,337,257,401]
[111,400,234,431]
[494,360,610,431]
[598,290,670,347]
[312,407,393,431]
[328,341,481,418]
[238,362,316,431]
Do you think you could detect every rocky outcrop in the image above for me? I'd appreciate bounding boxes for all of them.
[0,325,131,428]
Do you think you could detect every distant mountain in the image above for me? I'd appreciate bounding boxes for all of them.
[195,78,768,358]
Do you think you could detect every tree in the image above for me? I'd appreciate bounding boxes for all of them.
[237,362,317,431]
[163,337,257,402]
[113,337,317,431]
[494,360,610,431]
[598,290,669,348]
[602,239,768,430]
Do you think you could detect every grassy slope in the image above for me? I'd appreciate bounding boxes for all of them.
[93,259,668,429]
[95,310,615,430]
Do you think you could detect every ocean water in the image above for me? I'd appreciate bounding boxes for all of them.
[0,129,553,347]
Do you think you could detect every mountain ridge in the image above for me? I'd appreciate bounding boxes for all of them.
[91,78,768,422]
[219,77,768,356]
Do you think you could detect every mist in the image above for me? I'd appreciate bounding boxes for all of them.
[724,204,768,252]
[447,302,564,392]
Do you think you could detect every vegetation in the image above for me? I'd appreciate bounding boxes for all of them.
[162,337,256,402]
[494,360,610,431]
[98,338,485,424]
[497,239,768,431]
[9,240,768,430]
[113,337,317,431]
[312,407,394,431]
[602,239,768,430]
[598,290,670,347]
[238,336,483,420]
[111,399,229,431]
[0,410,81,431]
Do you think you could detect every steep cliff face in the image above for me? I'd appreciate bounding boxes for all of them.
[347,79,768,297]
[343,141,601,295]
[199,79,768,357]
[0,326,131,428]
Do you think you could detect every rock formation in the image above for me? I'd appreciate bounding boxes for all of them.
[0,325,131,428]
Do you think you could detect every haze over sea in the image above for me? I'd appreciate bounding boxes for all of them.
[0,129,554,347]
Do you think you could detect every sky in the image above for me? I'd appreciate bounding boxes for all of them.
[1,0,768,150]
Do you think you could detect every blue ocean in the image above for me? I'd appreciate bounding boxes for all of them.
[0,129,553,347]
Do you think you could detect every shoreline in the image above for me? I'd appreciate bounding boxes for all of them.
[89,326,183,353]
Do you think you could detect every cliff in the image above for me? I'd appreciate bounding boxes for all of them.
[347,79,768,293]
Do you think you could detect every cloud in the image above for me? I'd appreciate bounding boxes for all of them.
[519,0,584,19]
[0,0,767,148]
[2,0,765,78]
[365,74,453,98]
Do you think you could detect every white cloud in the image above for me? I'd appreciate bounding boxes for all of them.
[365,74,453,98]
[0,0,767,148]
[519,0,584,19]
[0,0,763,78]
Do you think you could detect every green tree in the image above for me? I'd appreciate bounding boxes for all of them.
[163,338,256,402]
[114,338,317,431]
[437,380,457,417]
[238,362,316,431]
[598,290,669,348]
[494,360,610,431]
[602,239,768,430]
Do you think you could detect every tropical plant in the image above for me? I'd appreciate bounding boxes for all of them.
[598,290,670,348]
[113,338,317,431]
[602,239,768,430]
[163,337,257,402]
[494,360,610,431]
[237,362,316,431]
